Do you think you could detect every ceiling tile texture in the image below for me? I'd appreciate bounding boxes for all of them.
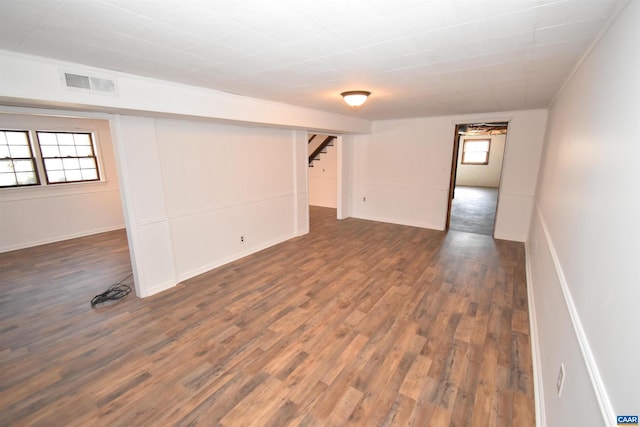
[0,0,625,120]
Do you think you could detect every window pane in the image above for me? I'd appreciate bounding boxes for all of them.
[76,146,93,156]
[81,169,98,180]
[60,145,77,157]
[0,172,17,186]
[58,133,74,145]
[0,145,9,158]
[465,140,489,152]
[63,158,80,169]
[9,145,31,158]
[6,131,29,146]
[65,169,82,181]
[47,170,66,183]
[464,152,488,163]
[16,172,37,185]
[41,145,60,157]
[79,158,97,169]
[74,134,92,145]
[45,158,63,170]
[0,160,13,173]
[38,133,58,145]
[13,159,34,172]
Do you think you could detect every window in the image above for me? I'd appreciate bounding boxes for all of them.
[37,132,100,184]
[462,139,490,165]
[0,130,40,187]
[0,129,102,189]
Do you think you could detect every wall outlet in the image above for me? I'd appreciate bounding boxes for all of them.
[240,235,245,243]
[557,363,565,396]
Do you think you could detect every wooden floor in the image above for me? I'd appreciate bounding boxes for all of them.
[0,207,534,426]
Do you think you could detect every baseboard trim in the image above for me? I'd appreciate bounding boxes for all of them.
[493,232,526,242]
[0,224,126,253]
[176,233,297,284]
[524,240,547,427]
[351,213,443,231]
[536,208,615,426]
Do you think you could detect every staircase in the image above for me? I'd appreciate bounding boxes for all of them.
[308,134,336,167]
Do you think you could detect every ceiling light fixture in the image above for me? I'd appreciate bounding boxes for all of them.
[341,90,371,107]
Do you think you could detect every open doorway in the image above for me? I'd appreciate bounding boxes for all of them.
[307,133,338,227]
[446,122,508,236]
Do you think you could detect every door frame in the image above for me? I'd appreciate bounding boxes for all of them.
[445,125,461,231]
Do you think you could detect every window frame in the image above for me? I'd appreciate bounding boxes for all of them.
[0,129,41,188]
[461,138,491,165]
[36,131,101,185]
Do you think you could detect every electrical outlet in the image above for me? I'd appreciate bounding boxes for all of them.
[557,363,565,396]
[240,235,245,243]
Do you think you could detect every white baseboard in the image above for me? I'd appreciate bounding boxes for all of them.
[176,233,297,284]
[493,232,526,242]
[524,241,547,427]
[351,213,444,231]
[0,224,126,253]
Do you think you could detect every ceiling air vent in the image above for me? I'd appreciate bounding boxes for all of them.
[62,72,117,94]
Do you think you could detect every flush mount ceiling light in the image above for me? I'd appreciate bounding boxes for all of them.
[341,90,371,107]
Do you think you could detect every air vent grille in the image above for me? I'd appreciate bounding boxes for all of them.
[63,72,117,94]
[65,73,91,89]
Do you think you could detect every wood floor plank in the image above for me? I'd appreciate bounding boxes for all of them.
[0,206,535,426]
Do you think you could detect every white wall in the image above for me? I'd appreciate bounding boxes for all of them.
[0,50,371,135]
[111,115,308,297]
[156,118,298,280]
[308,135,337,208]
[456,134,505,188]
[527,1,640,425]
[0,110,124,252]
[350,109,547,241]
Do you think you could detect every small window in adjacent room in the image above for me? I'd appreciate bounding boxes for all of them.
[37,131,100,184]
[0,130,40,188]
[462,139,490,165]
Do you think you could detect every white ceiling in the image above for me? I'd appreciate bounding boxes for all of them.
[0,0,626,120]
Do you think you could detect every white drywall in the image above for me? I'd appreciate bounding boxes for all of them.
[111,115,308,297]
[527,1,640,424]
[350,109,547,240]
[155,118,299,281]
[309,135,337,208]
[456,134,506,188]
[0,111,124,252]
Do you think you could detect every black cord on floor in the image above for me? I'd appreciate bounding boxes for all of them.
[91,273,133,307]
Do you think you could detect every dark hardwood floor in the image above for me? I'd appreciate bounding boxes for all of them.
[0,206,534,426]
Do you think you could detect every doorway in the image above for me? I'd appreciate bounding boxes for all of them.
[307,133,339,227]
[446,122,508,236]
